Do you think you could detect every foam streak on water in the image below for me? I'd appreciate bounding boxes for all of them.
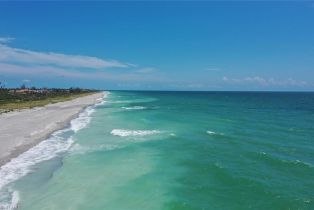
[0,92,108,210]
[207,130,224,136]
[111,129,160,137]
[121,106,146,110]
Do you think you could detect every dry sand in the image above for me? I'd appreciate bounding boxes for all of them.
[0,92,104,166]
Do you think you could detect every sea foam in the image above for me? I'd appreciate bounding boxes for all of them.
[121,106,147,110]
[0,92,108,210]
[0,189,19,210]
[71,106,95,132]
[206,130,224,136]
[110,129,160,137]
[206,131,216,135]
[70,143,121,155]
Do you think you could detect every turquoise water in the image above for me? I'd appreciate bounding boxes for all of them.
[1,91,314,210]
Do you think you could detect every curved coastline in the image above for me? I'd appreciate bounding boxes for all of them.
[0,92,105,167]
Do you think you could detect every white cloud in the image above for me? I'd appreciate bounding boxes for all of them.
[0,63,166,82]
[0,39,170,87]
[222,76,309,87]
[243,76,268,86]
[0,44,130,69]
[0,37,14,43]
[22,79,31,83]
[136,67,156,74]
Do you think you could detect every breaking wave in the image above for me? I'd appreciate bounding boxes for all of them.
[121,106,147,110]
[206,130,224,136]
[110,129,161,137]
[0,92,107,210]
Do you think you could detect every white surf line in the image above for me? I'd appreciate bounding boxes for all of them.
[0,92,108,210]
[110,129,161,137]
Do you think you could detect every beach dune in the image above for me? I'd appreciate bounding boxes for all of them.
[0,92,104,166]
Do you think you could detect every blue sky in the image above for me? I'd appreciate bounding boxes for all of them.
[0,1,314,91]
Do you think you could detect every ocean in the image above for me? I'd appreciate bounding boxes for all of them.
[0,91,314,210]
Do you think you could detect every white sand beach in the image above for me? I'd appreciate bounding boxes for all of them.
[0,92,104,166]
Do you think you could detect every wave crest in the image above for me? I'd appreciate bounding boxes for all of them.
[207,130,224,136]
[121,106,146,110]
[110,129,160,137]
[0,93,108,209]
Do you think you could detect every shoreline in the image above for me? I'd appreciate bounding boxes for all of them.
[0,92,105,167]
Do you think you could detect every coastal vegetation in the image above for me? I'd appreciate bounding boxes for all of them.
[0,82,98,113]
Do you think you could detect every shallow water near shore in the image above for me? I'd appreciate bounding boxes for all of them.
[1,91,314,210]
